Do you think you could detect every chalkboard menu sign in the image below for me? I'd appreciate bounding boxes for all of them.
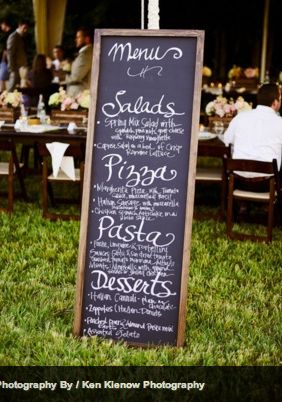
[74,29,204,346]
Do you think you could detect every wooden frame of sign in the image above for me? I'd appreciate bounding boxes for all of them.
[73,29,204,347]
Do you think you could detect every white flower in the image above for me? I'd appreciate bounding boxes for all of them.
[235,96,252,113]
[205,101,215,116]
[0,90,23,108]
[77,90,90,109]
[48,92,61,107]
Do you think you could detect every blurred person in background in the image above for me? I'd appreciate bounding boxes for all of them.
[24,53,53,108]
[48,45,71,84]
[0,18,13,91]
[66,27,93,97]
[7,20,29,91]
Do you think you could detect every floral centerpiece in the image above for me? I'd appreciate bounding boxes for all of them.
[48,87,90,111]
[202,66,212,78]
[48,87,89,126]
[202,65,212,86]
[244,67,259,79]
[228,65,243,80]
[205,96,252,129]
[205,96,251,118]
[228,65,259,80]
[228,65,259,91]
[0,90,23,108]
[0,90,23,122]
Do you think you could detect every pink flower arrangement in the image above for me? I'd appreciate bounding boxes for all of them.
[61,96,79,111]
[205,96,252,117]
[228,65,259,80]
[48,87,90,111]
[244,67,259,79]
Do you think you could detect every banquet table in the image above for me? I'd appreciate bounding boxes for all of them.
[0,124,229,210]
[0,123,228,172]
[0,125,87,146]
[0,124,88,180]
[0,125,88,206]
[198,133,226,152]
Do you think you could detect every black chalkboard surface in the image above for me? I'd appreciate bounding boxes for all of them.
[74,29,204,346]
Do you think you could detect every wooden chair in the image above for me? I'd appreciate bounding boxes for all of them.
[224,158,281,243]
[0,139,27,213]
[37,142,85,221]
[196,142,231,218]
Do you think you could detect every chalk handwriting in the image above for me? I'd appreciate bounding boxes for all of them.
[102,90,185,118]
[108,42,183,62]
[101,153,177,187]
[96,216,175,247]
[127,65,163,78]
[90,270,177,298]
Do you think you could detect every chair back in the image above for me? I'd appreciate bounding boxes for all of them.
[37,142,85,221]
[0,138,27,212]
[225,158,278,176]
[196,143,231,219]
[224,158,281,242]
[37,142,85,160]
[198,142,231,158]
[0,139,22,169]
[0,139,13,152]
[224,158,280,190]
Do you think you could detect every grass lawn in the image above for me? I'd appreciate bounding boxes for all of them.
[0,176,281,366]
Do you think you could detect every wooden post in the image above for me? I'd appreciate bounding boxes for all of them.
[260,0,270,83]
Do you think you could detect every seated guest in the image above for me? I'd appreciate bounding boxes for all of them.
[66,27,93,97]
[25,53,53,108]
[224,83,282,177]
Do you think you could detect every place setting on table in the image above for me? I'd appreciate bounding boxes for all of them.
[0,111,87,138]
[198,122,225,143]
[0,118,87,160]
[13,117,86,135]
[0,88,89,139]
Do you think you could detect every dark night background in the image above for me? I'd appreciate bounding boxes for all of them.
[64,0,282,82]
[0,0,281,81]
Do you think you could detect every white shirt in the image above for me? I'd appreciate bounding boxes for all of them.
[224,106,282,176]
[52,59,61,70]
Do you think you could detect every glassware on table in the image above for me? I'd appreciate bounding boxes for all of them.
[213,121,225,135]
[82,116,88,127]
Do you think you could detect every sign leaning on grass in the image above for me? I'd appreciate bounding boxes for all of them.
[74,29,204,346]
